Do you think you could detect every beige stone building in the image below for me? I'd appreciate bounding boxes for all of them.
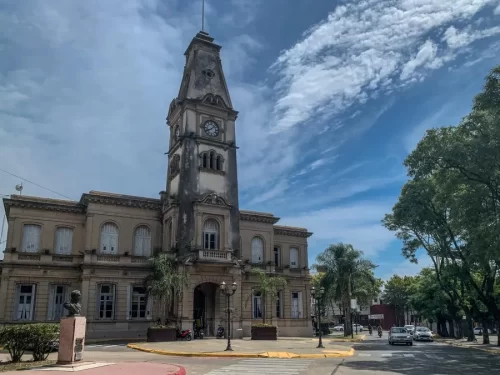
[0,31,313,340]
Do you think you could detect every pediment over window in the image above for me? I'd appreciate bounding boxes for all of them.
[195,193,231,207]
[201,93,229,109]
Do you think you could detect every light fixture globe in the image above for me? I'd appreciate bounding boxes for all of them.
[311,286,316,296]
[220,281,226,290]
[231,282,237,291]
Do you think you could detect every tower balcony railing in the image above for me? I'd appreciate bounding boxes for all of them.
[198,249,232,263]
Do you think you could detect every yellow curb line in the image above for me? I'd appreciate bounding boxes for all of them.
[127,344,355,359]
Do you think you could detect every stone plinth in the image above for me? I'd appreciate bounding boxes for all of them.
[57,316,87,364]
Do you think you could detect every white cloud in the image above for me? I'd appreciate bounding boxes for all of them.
[271,0,498,133]
[380,254,434,281]
[442,25,500,49]
[495,4,500,15]
[279,201,396,257]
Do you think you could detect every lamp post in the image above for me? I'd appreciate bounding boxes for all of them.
[220,281,237,351]
[311,286,325,348]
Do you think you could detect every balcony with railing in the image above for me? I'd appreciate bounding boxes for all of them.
[198,249,233,263]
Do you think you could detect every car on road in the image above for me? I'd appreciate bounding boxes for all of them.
[388,327,413,346]
[413,326,433,342]
[333,325,344,331]
[404,325,415,335]
[353,324,364,332]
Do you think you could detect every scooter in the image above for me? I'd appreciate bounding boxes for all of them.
[194,327,204,339]
[176,328,192,341]
[216,325,225,339]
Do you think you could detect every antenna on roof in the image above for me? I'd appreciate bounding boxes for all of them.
[15,183,23,195]
[201,0,205,32]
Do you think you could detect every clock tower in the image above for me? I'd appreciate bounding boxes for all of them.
[163,31,240,259]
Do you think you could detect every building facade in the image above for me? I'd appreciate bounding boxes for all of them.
[0,31,313,340]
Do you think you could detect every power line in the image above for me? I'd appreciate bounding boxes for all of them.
[0,167,74,200]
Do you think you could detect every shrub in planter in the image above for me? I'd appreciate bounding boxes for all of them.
[0,323,59,362]
[251,324,277,340]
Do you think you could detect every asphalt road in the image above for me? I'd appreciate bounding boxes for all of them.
[81,335,500,375]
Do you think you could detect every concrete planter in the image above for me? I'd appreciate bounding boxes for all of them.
[147,327,177,342]
[251,326,277,340]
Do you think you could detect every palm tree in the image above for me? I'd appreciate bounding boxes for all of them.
[246,269,287,325]
[314,243,379,336]
[144,252,189,325]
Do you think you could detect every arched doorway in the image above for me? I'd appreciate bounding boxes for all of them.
[193,282,219,337]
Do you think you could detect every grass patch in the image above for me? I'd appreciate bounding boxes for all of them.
[0,359,56,372]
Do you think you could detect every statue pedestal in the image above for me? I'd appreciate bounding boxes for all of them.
[57,316,87,364]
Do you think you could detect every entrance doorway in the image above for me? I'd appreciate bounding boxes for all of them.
[193,282,219,337]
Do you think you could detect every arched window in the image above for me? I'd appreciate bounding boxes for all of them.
[216,155,222,171]
[100,222,118,254]
[209,152,215,169]
[55,227,73,255]
[203,219,219,250]
[202,153,208,168]
[251,237,264,263]
[22,224,41,253]
[133,225,151,257]
[252,290,262,319]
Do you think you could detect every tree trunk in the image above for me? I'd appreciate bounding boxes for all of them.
[262,292,266,325]
[497,320,500,347]
[454,319,463,338]
[447,318,455,338]
[482,317,490,344]
[465,310,475,341]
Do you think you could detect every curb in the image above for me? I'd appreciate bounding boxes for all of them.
[440,340,500,355]
[127,344,355,359]
[328,335,366,343]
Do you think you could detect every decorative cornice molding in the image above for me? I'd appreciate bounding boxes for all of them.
[80,193,161,211]
[273,227,313,238]
[3,197,85,217]
[239,212,280,224]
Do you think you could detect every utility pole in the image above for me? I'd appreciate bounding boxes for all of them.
[348,274,353,339]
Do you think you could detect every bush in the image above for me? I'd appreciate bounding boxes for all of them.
[0,325,33,362]
[0,324,59,362]
[30,324,59,361]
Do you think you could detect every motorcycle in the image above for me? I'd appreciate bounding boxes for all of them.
[378,330,382,338]
[176,328,192,341]
[194,327,204,339]
[368,328,373,336]
[216,325,225,339]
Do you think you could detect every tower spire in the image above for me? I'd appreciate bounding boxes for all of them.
[201,0,205,32]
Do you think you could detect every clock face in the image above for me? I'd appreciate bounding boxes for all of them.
[203,120,219,137]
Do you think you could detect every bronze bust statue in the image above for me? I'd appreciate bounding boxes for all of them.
[63,290,82,317]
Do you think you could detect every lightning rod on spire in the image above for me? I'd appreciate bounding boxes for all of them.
[201,0,205,32]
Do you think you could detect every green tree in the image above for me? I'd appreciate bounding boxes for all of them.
[246,268,287,325]
[144,253,189,324]
[382,275,415,326]
[383,65,500,345]
[314,243,380,336]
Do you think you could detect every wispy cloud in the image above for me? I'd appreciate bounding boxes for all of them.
[271,0,499,133]
[279,201,397,257]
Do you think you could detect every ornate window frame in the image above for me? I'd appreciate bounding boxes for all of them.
[169,154,181,179]
[199,150,225,175]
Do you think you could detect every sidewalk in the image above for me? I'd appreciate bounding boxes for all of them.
[438,335,500,354]
[128,337,355,359]
[1,362,185,375]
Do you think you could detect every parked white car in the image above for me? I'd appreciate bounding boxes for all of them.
[333,325,344,331]
[474,327,493,335]
[353,324,364,332]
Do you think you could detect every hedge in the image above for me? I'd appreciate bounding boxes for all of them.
[0,324,59,362]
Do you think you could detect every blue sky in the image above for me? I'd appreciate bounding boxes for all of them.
[1,0,500,279]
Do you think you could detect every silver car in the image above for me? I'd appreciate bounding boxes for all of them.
[388,327,413,346]
[413,327,433,341]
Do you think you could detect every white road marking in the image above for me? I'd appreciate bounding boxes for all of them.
[403,354,415,357]
[204,359,313,375]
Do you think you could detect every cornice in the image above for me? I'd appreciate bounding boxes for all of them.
[273,227,313,238]
[239,211,280,224]
[3,197,85,217]
[80,193,162,211]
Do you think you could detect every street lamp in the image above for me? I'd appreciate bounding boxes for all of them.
[311,286,325,348]
[220,281,237,351]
